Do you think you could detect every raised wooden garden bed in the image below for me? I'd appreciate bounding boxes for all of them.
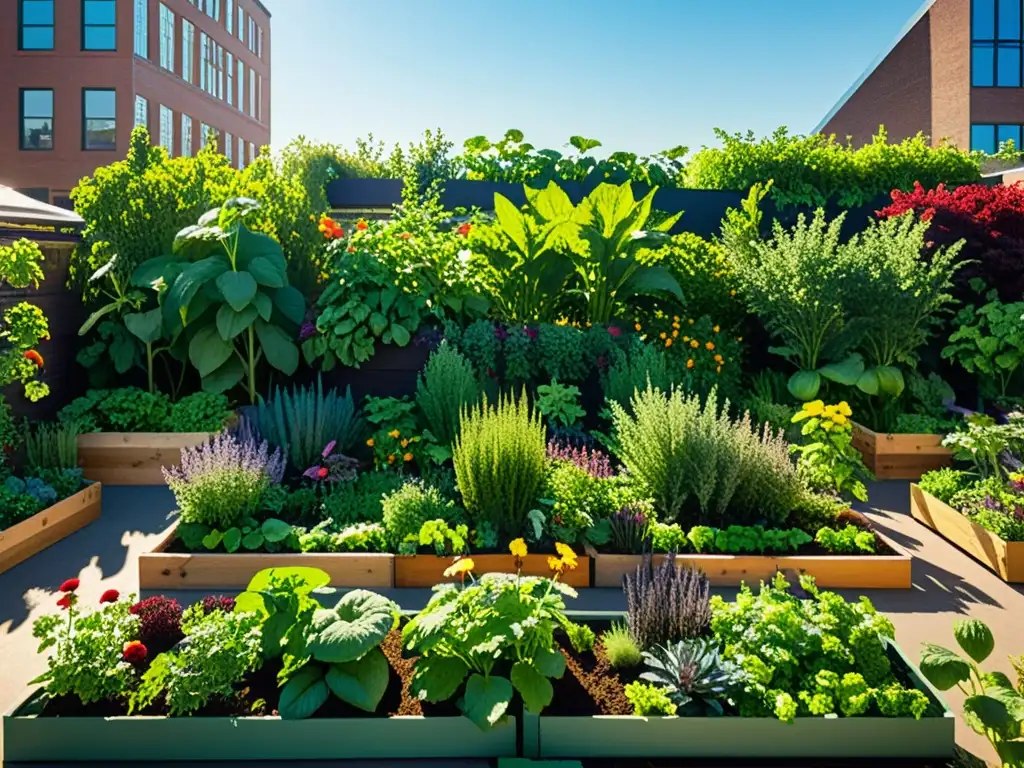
[590,530,912,589]
[394,552,591,588]
[137,522,395,590]
[2,690,516,762]
[0,484,102,575]
[77,432,221,486]
[911,484,1024,583]
[851,423,952,480]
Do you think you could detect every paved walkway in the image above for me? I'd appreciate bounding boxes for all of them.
[1,482,1022,766]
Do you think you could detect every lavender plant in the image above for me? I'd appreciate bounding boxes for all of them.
[164,431,285,529]
[624,552,711,651]
[609,508,650,554]
[546,441,613,478]
[302,440,359,484]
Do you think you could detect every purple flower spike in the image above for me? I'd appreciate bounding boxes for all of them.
[298,321,317,341]
[322,440,337,458]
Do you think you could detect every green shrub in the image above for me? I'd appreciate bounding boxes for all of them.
[25,422,79,472]
[565,622,596,653]
[453,391,546,540]
[815,524,877,554]
[255,378,363,473]
[415,343,480,448]
[612,386,802,527]
[381,480,461,549]
[321,471,405,527]
[654,233,745,331]
[169,393,233,432]
[624,681,677,716]
[601,337,671,416]
[602,621,643,669]
[918,468,972,505]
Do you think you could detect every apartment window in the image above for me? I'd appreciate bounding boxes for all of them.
[200,122,209,149]
[258,26,263,60]
[971,122,1024,153]
[159,4,175,71]
[20,89,53,150]
[159,105,174,154]
[183,20,195,83]
[20,1,55,50]
[200,34,208,90]
[237,135,244,168]
[199,35,224,98]
[225,132,233,163]
[226,52,235,106]
[82,0,117,50]
[202,0,220,20]
[237,59,245,111]
[134,0,148,57]
[248,17,256,52]
[250,142,255,163]
[257,73,262,122]
[134,94,148,129]
[226,0,234,33]
[973,0,1024,86]
[249,68,256,117]
[83,89,117,150]
[237,7,244,41]
[182,114,193,157]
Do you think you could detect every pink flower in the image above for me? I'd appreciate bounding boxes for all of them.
[608,326,622,337]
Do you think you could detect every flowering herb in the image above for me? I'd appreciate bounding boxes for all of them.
[302,440,359,484]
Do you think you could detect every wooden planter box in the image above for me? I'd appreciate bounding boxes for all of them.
[77,431,223,486]
[911,484,1024,582]
[138,523,395,590]
[852,423,952,480]
[2,690,516,762]
[523,637,953,760]
[394,553,591,588]
[0,484,102,575]
[591,530,911,589]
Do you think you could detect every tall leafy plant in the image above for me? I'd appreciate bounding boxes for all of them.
[0,237,50,401]
[134,198,306,402]
[415,343,480,448]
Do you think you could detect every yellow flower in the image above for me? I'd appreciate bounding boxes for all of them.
[547,556,564,573]
[686,359,695,369]
[688,319,694,325]
[555,317,569,326]
[403,452,414,461]
[443,557,476,577]
[634,323,642,331]
[821,420,834,431]
[366,438,375,447]
[713,325,720,333]
[690,339,699,348]
[672,321,680,330]
[665,338,673,348]
[730,290,737,296]
[672,330,679,338]
[803,400,825,417]
[659,332,667,340]
[716,365,722,373]
[509,538,528,558]
[401,439,409,448]
[388,429,400,439]
[737,336,743,342]
[682,336,690,342]
[673,315,679,322]
[705,342,715,351]
[838,401,852,417]
[831,413,848,426]
[714,354,723,363]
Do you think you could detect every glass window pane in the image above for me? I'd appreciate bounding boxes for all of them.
[974,42,996,85]
[85,90,116,117]
[23,89,53,116]
[22,119,54,150]
[85,26,117,50]
[22,0,54,24]
[21,26,54,49]
[1000,0,1023,39]
[971,124,997,154]
[84,0,116,24]
[85,120,117,150]
[997,44,1022,85]
[998,124,1022,148]
[974,0,996,39]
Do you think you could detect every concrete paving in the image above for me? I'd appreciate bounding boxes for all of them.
[1,481,1021,766]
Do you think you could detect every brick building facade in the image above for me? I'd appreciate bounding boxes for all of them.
[817,0,1024,154]
[1,0,271,206]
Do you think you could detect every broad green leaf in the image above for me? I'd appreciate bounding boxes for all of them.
[164,256,230,326]
[997,741,1024,766]
[494,194,530,255]
[788,370,821,401]
[201,356,245,394]
[216,304,258,340]
[533,647,566,679]
[526,182,574,223]
[569,135,602,153]
[963,695,1018,739]
[131,256,178,289]
[954,619,995,663]
[273,285,306,325]
[261,518,293,543]
[78,302,123,336]
[233,591,266,616]
[124,309,164,344]
[460,674,513,731]
[390,323,411,347]
[233,227,283,268]
[279,665,329,720]
[252,291,273,321]
[248,256,286,288]
[511,661,554,714]
[874,366,905,397]
[325,647,389,712]
[369,312,388,336]
[618,264,684,303]
[202,530,223,550]
[245,567,331,594]
[919,643,971,690]
[819,354,865,386]
[254,319,299,375]
[986,685,1024,721]
[304,590,399,664]
[222,528,242,553]
[855,370,880,396]
[242,530,265,550]
[216,271,258,311]
[409,655,468,703]
[189,325,235,377]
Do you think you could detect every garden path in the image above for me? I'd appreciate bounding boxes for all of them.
[0,481,1021,767]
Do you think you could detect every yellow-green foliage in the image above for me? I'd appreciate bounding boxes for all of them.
[652,233,745,331]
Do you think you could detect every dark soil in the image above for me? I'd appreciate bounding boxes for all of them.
[38,630,458,719]
[549,639,637,716]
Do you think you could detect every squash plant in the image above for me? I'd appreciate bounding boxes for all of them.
[133,198,305,402]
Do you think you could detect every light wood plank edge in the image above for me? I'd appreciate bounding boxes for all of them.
[0,484,103,574]
[393,554,592,588]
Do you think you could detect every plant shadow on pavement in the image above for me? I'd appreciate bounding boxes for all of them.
[0,486,176,634]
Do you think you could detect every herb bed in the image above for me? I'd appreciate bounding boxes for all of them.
[851,423,952,481]
[0,483,102,575]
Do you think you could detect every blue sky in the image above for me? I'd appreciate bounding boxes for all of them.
[265,0,925,157]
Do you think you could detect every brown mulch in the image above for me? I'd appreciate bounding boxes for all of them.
[548,634,638,717]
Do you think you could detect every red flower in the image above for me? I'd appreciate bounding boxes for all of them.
[24,350,44,368]
[608,326,622,337]
[59,578,80,593]
[317,466,328,479]
[99,589,120,604]
[356,220,368,231]
[457,223,471,237]
[347,246,356,253]
[56,594,73,610]
[122,641,148,665]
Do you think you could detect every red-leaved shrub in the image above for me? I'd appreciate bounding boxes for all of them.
[877,182,1024,302]
[199,595,236,614]
[130,596,184,654]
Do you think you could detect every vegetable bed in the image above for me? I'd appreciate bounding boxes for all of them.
[0,483,102,575]
[851,423,952,481]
